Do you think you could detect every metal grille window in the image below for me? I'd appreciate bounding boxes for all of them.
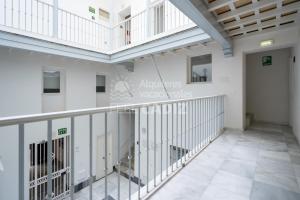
[96,75,106,93]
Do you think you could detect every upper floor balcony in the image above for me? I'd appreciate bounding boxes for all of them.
[0,0,198,55]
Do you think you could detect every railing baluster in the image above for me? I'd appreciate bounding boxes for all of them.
[204,99,207,144]
[104,112,108,199]
[70,117,75,200]
[198,99,201,149]
[4,0,6,26]
[188,101,191,157]
[191,100,194,155]
[184,101,187,162]
[171,103,174,172]
[194,100,196,152]
[222,96,224,130]
[117,111,121,200]
[47,120,53,200]
[146,106,149,192]
[206,98,209,143]
[89,115,93,200]
[160,104,163,182]
[176,102,178,168]
[138,108,141,200]
[200,99,202,148]
[11,0,13,27]
[154,106,157,187]
[19,124,25,200]
[196,100,198,150]
[166,104,169,176]
[128,110,132,200]
[180,102,183,165]
[214,97,217,137]
[18,0,20,29]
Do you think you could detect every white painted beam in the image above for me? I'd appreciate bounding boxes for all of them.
[208,0,237,12]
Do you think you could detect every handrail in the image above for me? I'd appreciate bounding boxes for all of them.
[111,0,165,29]
[57,7,111,29]
[0,94,225,127]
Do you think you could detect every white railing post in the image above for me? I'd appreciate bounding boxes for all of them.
[53,0,58,38]
[18,124,25,200]
[146,0,151,38]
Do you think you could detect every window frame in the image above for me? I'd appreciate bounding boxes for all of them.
[96,74,106,93]
[43,70,61,94]
[187,54,213,84]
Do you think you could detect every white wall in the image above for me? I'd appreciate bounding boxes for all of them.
[246,48,290,124]
[290,28,300,142]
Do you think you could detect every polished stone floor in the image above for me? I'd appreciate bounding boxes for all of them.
[150,122,300,200]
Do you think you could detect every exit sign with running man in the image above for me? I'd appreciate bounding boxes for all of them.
[58,128,67,135]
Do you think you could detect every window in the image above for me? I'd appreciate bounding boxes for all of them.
[43,71,60,93]
[96,75,106,92]
[189,54,212,83]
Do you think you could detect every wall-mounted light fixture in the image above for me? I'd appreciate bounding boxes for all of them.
[260,39,274,47]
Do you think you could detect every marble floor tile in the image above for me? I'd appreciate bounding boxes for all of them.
[209,171,253,197]
[256,157,295,177]
[259,141,288,152]
[250,181,300,200]
[220,158,256,179]
[293,164,300,177]
[200,185,249,200]
[290,154,300,165]
[236,138,261,149]
[195,151,226,170]
[259,150,291,162]
[230,145,259,162]
[254,172,300,193]
[150,180,206,200]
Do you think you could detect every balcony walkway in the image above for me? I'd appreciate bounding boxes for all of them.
[150,122,300,200]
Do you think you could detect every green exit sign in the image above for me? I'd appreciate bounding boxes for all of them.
[89,6,95,14]
[58,128,67,135]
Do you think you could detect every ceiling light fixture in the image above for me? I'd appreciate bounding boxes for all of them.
[260,39,274,47]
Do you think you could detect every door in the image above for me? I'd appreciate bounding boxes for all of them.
[96,134,113,180]
[29,136,70,200]
[124,15,131,45]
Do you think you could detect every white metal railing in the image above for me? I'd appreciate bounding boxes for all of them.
[110,0,195,51]
[0,95,225,200]
[0,0,196,53]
